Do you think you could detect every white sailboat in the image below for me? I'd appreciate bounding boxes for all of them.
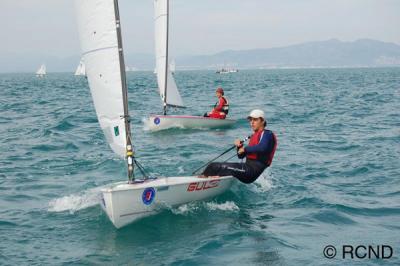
[36,64,46,77]
[146,0,236,131]
[75,0,234,229]
[74,60,86,76]
[170,59,176,74]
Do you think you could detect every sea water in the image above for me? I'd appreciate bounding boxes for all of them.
[0,68,399,265]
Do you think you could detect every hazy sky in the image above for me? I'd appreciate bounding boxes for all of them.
[1,0,400,58]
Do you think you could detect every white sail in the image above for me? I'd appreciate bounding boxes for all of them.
[36,64,46,76]
[154,0,184,108]
[75,0,127,157]
[74,60,86,76]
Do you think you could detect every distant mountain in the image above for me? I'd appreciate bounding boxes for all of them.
[1,39,399,73]
[177,39,400,69]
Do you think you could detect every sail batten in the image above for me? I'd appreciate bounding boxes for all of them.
[154,0,184,109]
[74,0,129,158]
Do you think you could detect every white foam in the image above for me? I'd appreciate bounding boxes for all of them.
[142,117,151,131]
[171,201,239,215]
[178,166,184,174]
[205,201,239,211]
[172,202,199,215]
[252,169,273,192]
[48,186,103,214]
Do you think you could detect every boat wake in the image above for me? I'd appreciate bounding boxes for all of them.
[47,186,103,214]
[171,201,239,215]
[252,170,274,193]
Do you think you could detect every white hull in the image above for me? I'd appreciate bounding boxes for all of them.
[146,115,236,131]
[101,175,234,228]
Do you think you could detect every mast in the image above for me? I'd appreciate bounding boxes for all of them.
[163,0,169,115]
[113,0,134,181]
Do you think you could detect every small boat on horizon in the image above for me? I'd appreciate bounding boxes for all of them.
[74,59,86,76]
[216,68,239,74]
[36,64,46,77]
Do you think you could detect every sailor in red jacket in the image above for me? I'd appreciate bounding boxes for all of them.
[204,87,229,119]
[202,109,277,183]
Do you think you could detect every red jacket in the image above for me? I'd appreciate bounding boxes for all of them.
[243,129,277,166]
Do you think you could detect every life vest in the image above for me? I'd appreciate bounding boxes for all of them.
[246,129,277,167]
[214,97,229,114]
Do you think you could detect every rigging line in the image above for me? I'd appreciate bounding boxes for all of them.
[132,157,149,179]
[223,152,239,162]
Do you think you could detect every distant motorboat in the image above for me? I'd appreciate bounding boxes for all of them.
[36,64,46,77]
[216,68,238,74]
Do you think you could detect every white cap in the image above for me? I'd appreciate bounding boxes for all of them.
[247,109,265,119]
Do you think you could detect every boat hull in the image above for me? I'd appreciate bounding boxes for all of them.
[101,176,234,228]
[146,115,236,131]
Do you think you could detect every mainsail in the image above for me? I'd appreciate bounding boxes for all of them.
[74,0,130,158]
[154,0,184,109]
[74,60,86,76]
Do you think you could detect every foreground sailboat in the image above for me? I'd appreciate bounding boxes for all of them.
[74,60,86,76]
[75,0,234,228]
[36,64,46,77]
[146,0,236,131]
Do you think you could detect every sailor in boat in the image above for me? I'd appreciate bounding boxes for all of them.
[204,87,229,119]
[202,109,277,183]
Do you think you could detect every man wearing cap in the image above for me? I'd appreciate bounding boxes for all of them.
[202,109,277,184]
[204,87,229,119]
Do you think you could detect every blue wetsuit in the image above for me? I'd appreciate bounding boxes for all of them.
[203,130,275,184]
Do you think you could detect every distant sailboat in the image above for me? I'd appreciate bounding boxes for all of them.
[154,61,174,74]
[170,59,176,74]
[74,60,86,76]
[74,0,235,228]
[36,64,46,77]
[146,0,236,131]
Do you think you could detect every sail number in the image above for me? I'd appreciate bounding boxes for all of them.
[187,180,220,192]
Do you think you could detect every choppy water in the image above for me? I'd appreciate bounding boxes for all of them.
[0,68,399,265]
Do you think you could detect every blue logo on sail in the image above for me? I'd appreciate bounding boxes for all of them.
[142,187,156,205]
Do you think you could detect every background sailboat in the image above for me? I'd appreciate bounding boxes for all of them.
[36,64,46,77]
[153,60,174,74]
[74,60,86,76]
[170,59,176,74]
[75,0,234,228]
[146,0,236,131]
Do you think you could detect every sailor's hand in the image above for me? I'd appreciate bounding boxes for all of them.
[234,139,242,147]
[238,147,245,154]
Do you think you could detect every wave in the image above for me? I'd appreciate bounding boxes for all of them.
[171,201,239,215]
[252,169,274,192]
[47,186,103,214]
